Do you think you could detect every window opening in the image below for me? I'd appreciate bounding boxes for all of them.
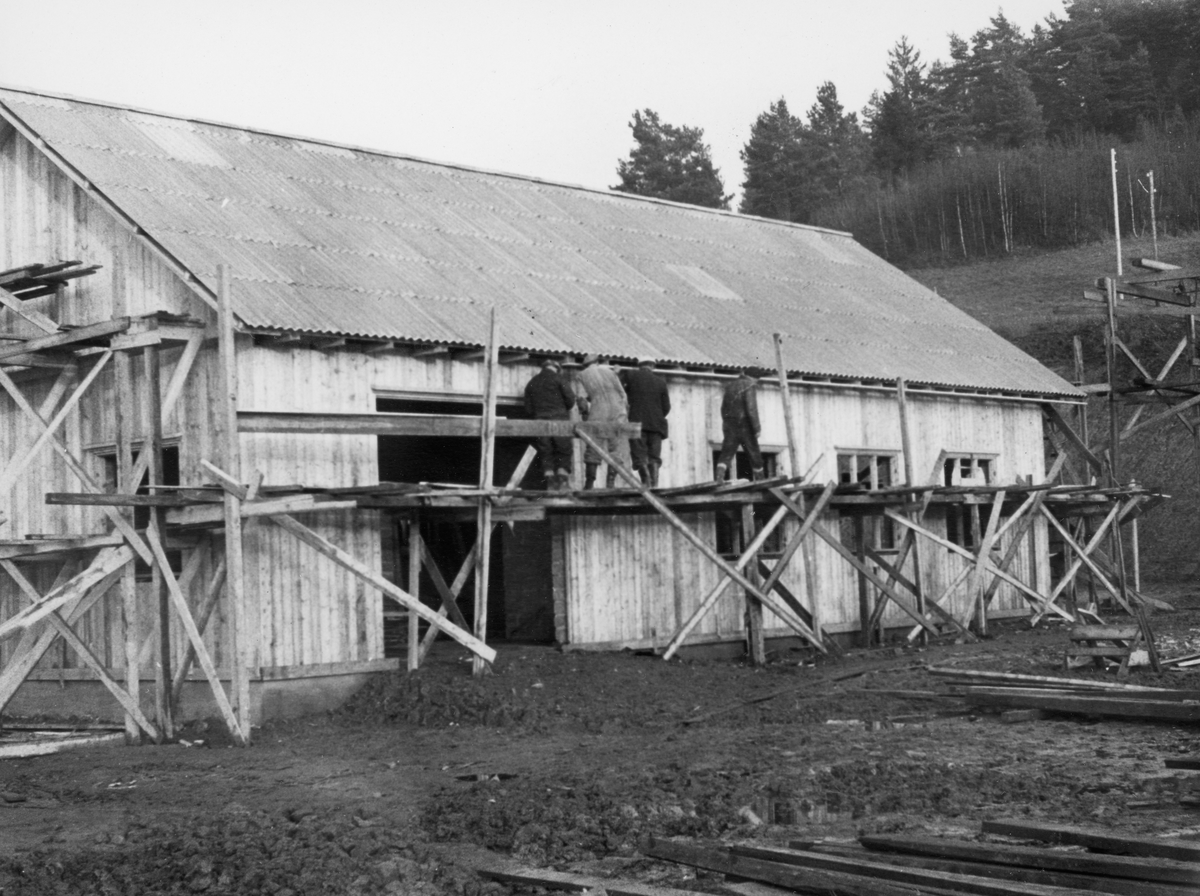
[99,444,181,579]
[836,451,898,553]
[943,453,996,548]
[714,452,782,556]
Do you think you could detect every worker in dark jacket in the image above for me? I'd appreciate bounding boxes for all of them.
[524,359,576,491]
[715,369,764,482]
[619,358,670,487]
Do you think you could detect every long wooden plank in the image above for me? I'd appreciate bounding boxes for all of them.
[418,540,471,630]
[961,688,1200,722]
[114,347,139,744]
[216,264,250,740]
[1043,404,1106,476]
[267,512,496,663]
[733,843,1141,896]
[773,333,800,475]
[981,819,1200,864]
[238,410,640,440]
[416,543,478,665]
[478,864,714,896]
[927,667,1186,693]
[474,306,500,677]
[758,484,837,627]
[647,839,972,896]
[170,553,228,705]
[851,839,1197,894]
[0,316,130,364]
[574,428,825,653]
[166,495,357,527]
[144,522,245,744]
[860,835,1200,886]
[968,490,1006,632]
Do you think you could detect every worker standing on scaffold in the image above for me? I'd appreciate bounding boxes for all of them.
[715,369,764,483]
[524,359,576,492]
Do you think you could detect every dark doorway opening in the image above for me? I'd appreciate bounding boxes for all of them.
[377,395,555,655]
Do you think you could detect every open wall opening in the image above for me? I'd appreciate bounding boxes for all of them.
[376,395,555,654]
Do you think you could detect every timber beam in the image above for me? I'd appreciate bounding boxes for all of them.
[0,317,131,365]
[238,410,641,440]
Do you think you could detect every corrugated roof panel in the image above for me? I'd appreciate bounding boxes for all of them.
[0,87,1080,397]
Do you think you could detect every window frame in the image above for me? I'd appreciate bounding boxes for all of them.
[835,449,901,554]
[941,451,1000,549]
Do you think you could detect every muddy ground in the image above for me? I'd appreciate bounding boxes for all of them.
[2,589,1200,896]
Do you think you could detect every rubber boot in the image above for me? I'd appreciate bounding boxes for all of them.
[555,468,572,492]
[752,467,765,482]
[605,467,618,489]
[714,462,728,483]
[543,468,556,491]
[636,465,650,486]
[584,462,599,490]
[649,461,660,488]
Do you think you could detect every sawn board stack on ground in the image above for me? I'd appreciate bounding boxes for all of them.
[927,667,1200,724]
[646,817,1200,895]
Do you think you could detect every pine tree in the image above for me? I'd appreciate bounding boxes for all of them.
[612,109,731,209]
[865,38,937,174]
[738,98,810,220]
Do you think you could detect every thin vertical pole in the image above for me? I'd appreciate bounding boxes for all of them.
[407,518,421,671]
[144,345,172,740]
[217,264,250,743]
[773,333,800,477]
[1105,278,1120,485]
[1148,170,1157,261]
[1111,149,1123,276]
[473,307,499,677]
[114,351,140,744]
[740,505,765,665]
[897,379,926,642]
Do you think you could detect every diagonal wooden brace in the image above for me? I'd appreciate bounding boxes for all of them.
[144,521,246,745]
[573,427,826,654]
[662,503,791,660]
[884,509,1074,623]
[1,560,159,740]
[1039,502,1133,619]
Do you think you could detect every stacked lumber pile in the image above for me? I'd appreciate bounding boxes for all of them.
[928,667,1200,723]
[0,260,100,300]
[647,818,1200,894]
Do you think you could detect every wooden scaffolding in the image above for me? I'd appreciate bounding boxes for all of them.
[0,264,1170,746]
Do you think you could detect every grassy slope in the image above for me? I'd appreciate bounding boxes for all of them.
[906,232,1200,582]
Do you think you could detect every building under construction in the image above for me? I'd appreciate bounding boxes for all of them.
[0,87,1156,745]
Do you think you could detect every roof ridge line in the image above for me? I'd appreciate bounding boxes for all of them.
[0,81,853,239]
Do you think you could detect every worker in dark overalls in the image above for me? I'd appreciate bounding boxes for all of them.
[715,369,764,483]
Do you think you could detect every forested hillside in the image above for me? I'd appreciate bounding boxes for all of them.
[616,1,1200,269]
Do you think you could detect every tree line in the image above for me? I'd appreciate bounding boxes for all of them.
[612,0,1200,266]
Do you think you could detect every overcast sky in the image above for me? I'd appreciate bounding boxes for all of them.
[1,1,1067,202]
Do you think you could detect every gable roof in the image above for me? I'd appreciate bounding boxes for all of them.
[0,86,1079,399]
